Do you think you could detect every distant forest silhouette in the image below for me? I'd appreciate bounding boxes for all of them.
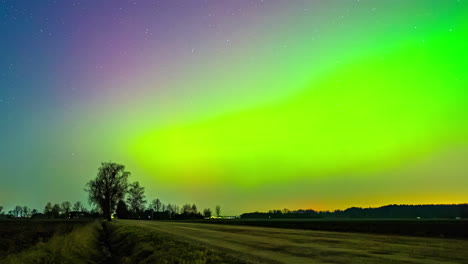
[241,204,468,219]
[0,162,467,221]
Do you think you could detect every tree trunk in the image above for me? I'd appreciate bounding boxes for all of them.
[104,204,112,222]
[107,198,112,221]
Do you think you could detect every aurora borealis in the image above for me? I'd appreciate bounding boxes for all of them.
[1,0,467,214]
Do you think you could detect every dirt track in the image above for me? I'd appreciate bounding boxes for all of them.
[120,220,468,264]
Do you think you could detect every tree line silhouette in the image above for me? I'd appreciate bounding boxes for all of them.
[1,162,466,221]
[0,201,94,219]
[241,204,468,219]
[0,162,222,221]
[84,162,222,221]
[0,163,223,221]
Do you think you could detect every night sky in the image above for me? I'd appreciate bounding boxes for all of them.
[1,0,467,215]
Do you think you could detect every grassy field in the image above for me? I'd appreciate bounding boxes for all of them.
[189,218,468,239]
[2,219,468,263]
[0,220,92,257]
[104,221,250,264]
[0,220,104,264]
[0,220,250,264]
[119,220,468,264]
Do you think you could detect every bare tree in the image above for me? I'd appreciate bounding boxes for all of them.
[85,162,130,221]
[44,202,53,215]
[191,204,198,214]
[152,198,162,212]
[115,200,129,219]
[73,201,83,212]
[182,204,191,214]
[52,204,61,218]
[216,205,221,217]
[203,208,212,218]
[22,206,30,218]
[61,201,71,215]
[14,205,23,218]
[166,204,174,218]
[126,181,146,215]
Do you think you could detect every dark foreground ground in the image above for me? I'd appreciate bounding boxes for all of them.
[191,218,468,239]
[1,219,468,263]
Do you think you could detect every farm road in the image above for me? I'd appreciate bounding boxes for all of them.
[119,220,468,264]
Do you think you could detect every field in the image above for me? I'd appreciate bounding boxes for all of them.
[190,218,468,239]
[0,220,92,257]
[1,219,468,263]
[117,220,468,264]
[0,220,104,264]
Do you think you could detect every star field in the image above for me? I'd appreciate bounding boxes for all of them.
[0,0,467,214]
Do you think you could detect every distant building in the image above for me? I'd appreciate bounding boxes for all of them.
[69,211,93,219]
[210,216,239,220]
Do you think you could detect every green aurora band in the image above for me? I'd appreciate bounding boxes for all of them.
[1,1,467,214]
[129,5,468,211]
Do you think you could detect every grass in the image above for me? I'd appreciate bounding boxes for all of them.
[2,219,468,263]
[105,221,248,264]
[188,218,468,239]
[1,220,104,264]
[0,219,247,264]
[120,220,468,264]
[0,220,91,258]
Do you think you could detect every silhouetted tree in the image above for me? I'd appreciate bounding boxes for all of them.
[85,162,130,221]
[127,181,146,216]
[44,202,53,217]
[22,206,30,218]
[216,205,221,217]
[115,200,129,219]
[73,201,83,212]
[191,204,198,214]
[166,204,174,218]
[182,204,191,214]
[61,201,71,215]
[152,198,162,212]
[203,208,212,218]
[0,206,3,215]
[44,202,52,213]
[240,204,468,219]
[13,205,22,218]
[90,206,101,215]
[31,209,38,215]
[52,204,61,218]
